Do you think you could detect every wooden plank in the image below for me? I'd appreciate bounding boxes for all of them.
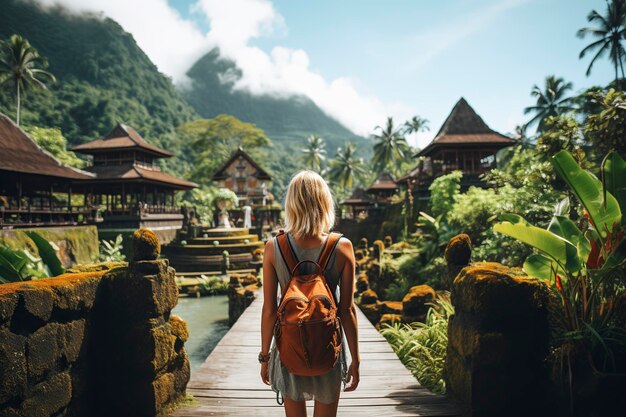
[173,292,460,416]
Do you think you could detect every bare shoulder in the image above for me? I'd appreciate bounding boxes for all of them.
[335,236,354,260]
[264,238,275,262]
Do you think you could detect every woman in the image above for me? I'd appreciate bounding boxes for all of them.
[260,170,360,417]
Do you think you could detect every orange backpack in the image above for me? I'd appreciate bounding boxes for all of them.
[273,231,343,376]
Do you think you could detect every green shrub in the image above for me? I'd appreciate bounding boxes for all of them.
[429,171,462,220]
[200,276,229,295]
[380,297,454,394]
[98,234,126,262]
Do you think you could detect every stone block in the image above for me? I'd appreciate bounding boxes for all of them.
[0,406,20,417]
[446,262,553,417]
[451,262,550,328]
[153,372,176,409]
[359,289,378,304]
[402,284,435,323]
[129,259,169,275]
[18,286,54,322]
[359,302,381,325]
[0,292,18,325]
[19,372,72,417]
[58,320,86,363]
[378,313,402,327]
[52,276,101,312]
[119,320,176,375]
[131,228,161,262]
[27,323,60,381]
[106,263,178,319]
[380,300,402,315]
[172,352,191,394]
[169,315,189,343]
[447,318,507,365]
[356,274,368,293]
[0,329,27,403]
[445,234,472,266]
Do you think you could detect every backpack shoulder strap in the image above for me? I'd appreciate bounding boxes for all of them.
[275,231,299,273]
[317,232,343,271]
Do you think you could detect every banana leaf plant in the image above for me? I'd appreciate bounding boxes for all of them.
[0,231,65,283]
[494,150,626,373]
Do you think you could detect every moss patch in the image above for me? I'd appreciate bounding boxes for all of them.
[0,226,99,267]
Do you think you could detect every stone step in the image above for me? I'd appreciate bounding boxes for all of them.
[197,227,250,237]
[165,241,264,256]
[188,234,260,245]
[167,252,253,272]
[175,269,257,278]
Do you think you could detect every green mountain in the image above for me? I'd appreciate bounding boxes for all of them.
[0,0,197,175]
[184,49,369,153]
[0,0,370,190]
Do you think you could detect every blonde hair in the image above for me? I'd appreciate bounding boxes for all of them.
[284,170,335,238]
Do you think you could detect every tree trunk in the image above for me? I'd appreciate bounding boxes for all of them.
[16,82,20,126]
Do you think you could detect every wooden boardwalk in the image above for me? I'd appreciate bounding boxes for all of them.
[174,293,460,416]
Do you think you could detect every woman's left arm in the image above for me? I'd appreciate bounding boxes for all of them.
[260,239,278,385]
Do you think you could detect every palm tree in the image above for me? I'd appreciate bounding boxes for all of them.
[524,76,576,133]
[577,0,626,82]
[403,115,430,135]
[301,134,326,172]
[328,143,365,189]
[0,35,56,126]
[371,117,410,174]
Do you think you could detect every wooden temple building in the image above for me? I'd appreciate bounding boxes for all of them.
[339,173,398,220]
[0,113,97,227]
[366,172,398,203]
[72,124,197,242]
[0,113,197,244]
[397,97,515,193]
[212,147,272,206]
[211,147,280,233]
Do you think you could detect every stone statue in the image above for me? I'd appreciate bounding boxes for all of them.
[243,205,252,229]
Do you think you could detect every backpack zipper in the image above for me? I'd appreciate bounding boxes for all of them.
[298,319,311,368]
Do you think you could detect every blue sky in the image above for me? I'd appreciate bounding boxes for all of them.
[165,0,614,146]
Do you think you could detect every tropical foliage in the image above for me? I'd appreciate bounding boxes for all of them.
[98,234,126,263]
[494,150,626,376]
[371,117,411,175]
[179,115,271,187]
[328,143,365,190]
[0,34,55,126]
[23,126,85,168]
[300,134,326,173]
[577,0,626,81]
[380,297,454,394]
[403,115,429,135]
[524,75,576,133]
[0,231,64,283]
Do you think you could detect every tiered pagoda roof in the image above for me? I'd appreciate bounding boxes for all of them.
[366,172,398,193]
[0,113,93,180]
[339,188,373,206]
[72,124,173,157]
[416,98,514,157]
[74,124,197,190]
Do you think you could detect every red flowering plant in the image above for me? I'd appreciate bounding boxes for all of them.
[494,150,626,385]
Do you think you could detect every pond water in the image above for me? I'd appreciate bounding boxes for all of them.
[172,295,230,373]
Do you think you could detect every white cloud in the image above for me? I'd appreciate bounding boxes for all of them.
[29,0,415,138]
[33,0,212,83]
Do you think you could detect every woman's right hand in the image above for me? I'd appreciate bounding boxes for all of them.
[344,361,360,392]
[260,362,270,385]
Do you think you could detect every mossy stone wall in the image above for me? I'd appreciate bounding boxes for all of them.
[445,262,554,417]
[0,260,189,417]
[0,225,99,267]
